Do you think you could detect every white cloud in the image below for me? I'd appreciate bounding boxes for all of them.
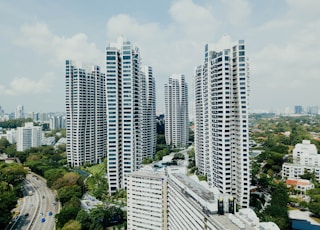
[106,10,208,112]
[220,0,251,27]
[257,19,294,32]
[15,22,104,67]
[286,0,320,18]
[5,0,318,113]
[248,0,320,111]
[0,72,56,96]
[169,0,218,38]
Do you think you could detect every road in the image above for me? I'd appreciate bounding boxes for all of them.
[9,173,59,230]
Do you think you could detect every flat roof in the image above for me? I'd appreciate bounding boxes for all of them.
[171,173,215,202]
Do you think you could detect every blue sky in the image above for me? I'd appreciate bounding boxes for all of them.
[0,0,319,115]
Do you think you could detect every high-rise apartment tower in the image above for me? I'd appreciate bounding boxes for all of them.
[65,60,106,167]
[164,74,189,148]
[106,38,156,193]
[194,40,250,208]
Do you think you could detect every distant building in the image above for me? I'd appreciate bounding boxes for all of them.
[286,178,314,194]
[16,122,42,151]
[41,136,56,146]
[194,40,250,208]
[306,106,319,115]
[49,116,66,130]
[65,60,106,167]
[15,105,24,119]
[0,106,4,118]
[164,74,189,148]
[54,137,66,150]
[294,105,303,114]
[38,112,50,123]
[6,129,16,144]
[282,140,320,182]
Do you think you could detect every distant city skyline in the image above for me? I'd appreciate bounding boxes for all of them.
[0,1,320,114]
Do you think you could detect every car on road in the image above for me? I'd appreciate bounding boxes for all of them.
[24,213,29,217]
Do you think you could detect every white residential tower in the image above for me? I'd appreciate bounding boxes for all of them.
[106,38,156,193]
[164,74,189,148]
[65,60,107,167]
[194,40,250,208]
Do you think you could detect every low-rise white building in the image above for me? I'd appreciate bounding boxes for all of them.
[293,140,320,166]
[286,178,314,194]
[282,140,320,181]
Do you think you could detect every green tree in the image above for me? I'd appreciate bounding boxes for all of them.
[142,158,153,164]
[58,185,82,205]
[107,206,124,226]
[76,209,91,230]
[64,196,81,209]
[309,202,320,217]
[0,137,10,153]
[89,206,107,230]
[44,168,66,188]
[55,206,80,228]
[61,220,81,230]
[0,191,17,228]
[173,152,185,160]
[0,163,27,185]
[0,118,33,129]
[189,128,194,142]
[261,183,289,229]
[157,134,166,145]
[52,172,80,190]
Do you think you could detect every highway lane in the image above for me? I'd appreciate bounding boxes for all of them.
[9,173,59,230]
[27,173,59,230]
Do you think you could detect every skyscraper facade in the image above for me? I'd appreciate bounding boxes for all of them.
[65,60,106,167]
[141,66,157,159]
[106,38,156,193]
[194,40,250,208]
[164,74,189,148]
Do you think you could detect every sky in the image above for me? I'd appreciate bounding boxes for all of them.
[0,0,319,116]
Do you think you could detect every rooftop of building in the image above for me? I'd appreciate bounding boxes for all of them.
[171,173,216,203]
[286,178,312,186]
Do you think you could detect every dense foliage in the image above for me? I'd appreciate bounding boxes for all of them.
[258,183,290,229]
[0,162,27,228]
[250,114,320,227]
[0,118,33,129]
[0,128,124,229]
